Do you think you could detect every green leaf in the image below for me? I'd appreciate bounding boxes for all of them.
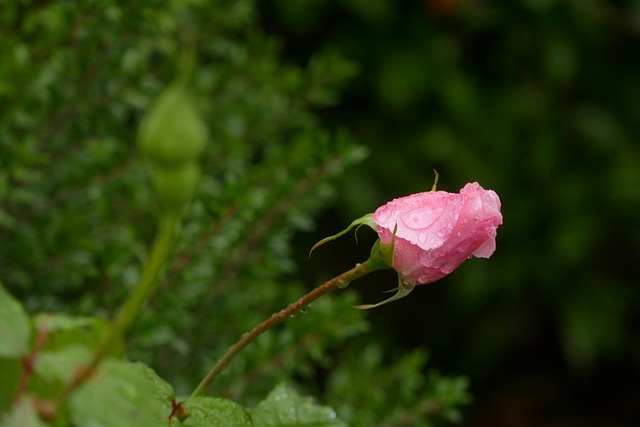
[32,313,122,356]
[0,358,22,415]
[251,383,346,427]
[183,396,251,427]
[36,345,92,384]
[137,359,175,404]
[67,360,174,427]
[0,283,31,358]
[29,345,92,399]
[0,397,48,427]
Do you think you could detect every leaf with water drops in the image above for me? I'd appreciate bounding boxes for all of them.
[182,396,251,427]
[68,360,173,427]
[250,383,346,427]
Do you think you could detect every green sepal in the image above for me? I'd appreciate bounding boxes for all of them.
[353,277,415,310]
[366,223,397,271]
[308,213,375,258]
[431,168,439,191]
[355,224,417,309]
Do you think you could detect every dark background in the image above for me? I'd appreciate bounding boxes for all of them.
[260,0,640,425]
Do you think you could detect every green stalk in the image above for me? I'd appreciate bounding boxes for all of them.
[52,213,180,411]
[190,260,377,398]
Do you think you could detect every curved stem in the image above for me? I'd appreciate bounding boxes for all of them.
[52,214,180,411]
[190,260,375,398]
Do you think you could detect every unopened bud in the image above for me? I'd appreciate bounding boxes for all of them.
[138,82,207,168]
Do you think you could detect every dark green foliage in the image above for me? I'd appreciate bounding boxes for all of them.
[0,1,471,426]
[261,0,640,423]
[325,344,470,427]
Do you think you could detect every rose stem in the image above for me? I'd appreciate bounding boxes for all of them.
[52,214,180,412]
[189,260,375,398]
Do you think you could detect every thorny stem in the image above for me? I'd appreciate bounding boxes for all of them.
[189,260,376,398]
[51,214,180,416]
[15,324,48,404]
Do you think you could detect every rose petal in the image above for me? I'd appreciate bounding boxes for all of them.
[373,182,502,285]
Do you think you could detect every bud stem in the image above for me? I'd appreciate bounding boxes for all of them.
[190,260,377,398]
[51,214,180,415]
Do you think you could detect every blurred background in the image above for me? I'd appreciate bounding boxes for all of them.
[260,0,640,425]
[2,0,640,426]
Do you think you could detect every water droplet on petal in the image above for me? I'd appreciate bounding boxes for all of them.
[440,263,455,274]
[418,233,429,245]
[429,238,442,248]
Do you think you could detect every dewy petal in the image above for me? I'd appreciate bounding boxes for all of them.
[482,190,502,218]
[472,235,496,258]
[375,191,462,250]
[373,182,502,286]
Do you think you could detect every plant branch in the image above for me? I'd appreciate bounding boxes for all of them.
[189,260,376,398]
[14,324,48,404]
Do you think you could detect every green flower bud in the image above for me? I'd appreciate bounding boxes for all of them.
[138,82,207,167]
[152,163,201,212]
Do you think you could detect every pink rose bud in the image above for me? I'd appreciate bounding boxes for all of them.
[374,182,503,285]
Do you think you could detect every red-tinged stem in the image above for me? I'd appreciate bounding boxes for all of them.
[14,324,48,403]
[189,260,375,398]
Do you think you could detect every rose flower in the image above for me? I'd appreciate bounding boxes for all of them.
[374,182,503,286]
[310,181,503,308]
